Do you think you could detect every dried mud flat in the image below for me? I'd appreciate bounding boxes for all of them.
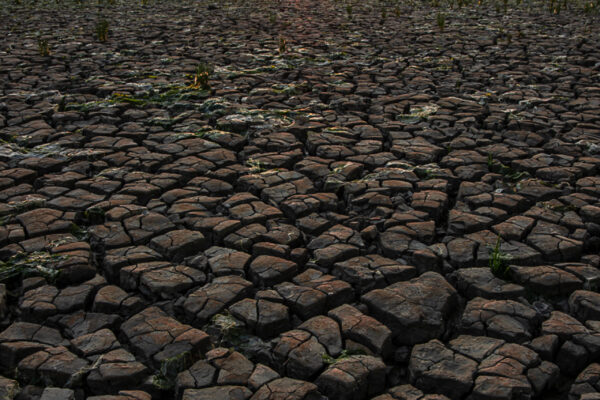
[1,0,600,399]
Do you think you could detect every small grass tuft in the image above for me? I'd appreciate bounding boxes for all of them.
[38,38,50,56]
[487,153,530,182]
[152,351,193,390]
[436,12,446,31]
[278,36,287,54]
[57,96,66,112]
[191,63,213,90]
[212,312,244,346]
[487,153,494,170]
[489,235,510,278]
[246,158,265,173]
[269,12,277,24]
[322,349,365,365]
[69,223,88,241]
[584,1,597,13]
[83,207,106,224]
[96,18,109,42]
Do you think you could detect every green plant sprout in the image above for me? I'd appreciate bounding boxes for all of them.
[38,38,50,56]
[96,18,109,42]
[246,158,265,173]
[489,236,510,278]
[436,12,446,31]
[152,351,193,390]
[191,63,213,90]
[322,349,365,365]
[487,153,531,182]
[278,36,287,54]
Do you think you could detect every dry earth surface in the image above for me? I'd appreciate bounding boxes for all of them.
[1,0,600,399]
